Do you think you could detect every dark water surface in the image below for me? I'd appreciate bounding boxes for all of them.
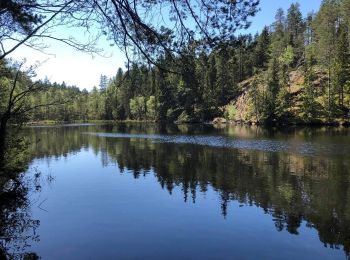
[4,124,350,259]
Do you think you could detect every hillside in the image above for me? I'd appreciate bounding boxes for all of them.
[223,68,350,126]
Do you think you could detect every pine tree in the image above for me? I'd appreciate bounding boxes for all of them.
[334,23,350,111]
[270,8,288,63]
[254,26,270,70]
[265,57,280,121]
[207,54,217,106]
[314,0,341,121]
[286,3,305,64]
[99,75,109,91]
[195,52,212,118]
[342,0,350,34]
[177,50,199,121]
[249,74,264,123]
[215,46,231,106]
[302,53,318,122]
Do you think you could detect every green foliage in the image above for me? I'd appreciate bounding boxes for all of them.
[254,26,270,69]
[129,96,146,120]
[301,64,319,122]
[176,111,193,123]
[276,86,289,119]
[225,104,237,121]
[264,58,280,121]
[2,135,30,173]
[249,77,264,122]
[279,45,294,67]
[286,3,305,63]
[146,96,156,120]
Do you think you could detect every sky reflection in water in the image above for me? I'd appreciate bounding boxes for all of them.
[2,124,349,259]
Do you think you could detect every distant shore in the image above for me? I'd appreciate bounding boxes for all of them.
[24,119,350,128]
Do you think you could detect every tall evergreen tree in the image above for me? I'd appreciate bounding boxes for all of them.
[314,0,341,121]
[215,47,232,106]
[254,26,270,69]
[334,23,350,110]
[286,3,305,64]
[265,57,280,121]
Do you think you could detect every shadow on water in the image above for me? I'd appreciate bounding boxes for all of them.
[2,123,350,258]
[0,132,52,259]
[0,169,41,259]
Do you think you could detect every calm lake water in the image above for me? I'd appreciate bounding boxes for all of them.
[3,124,350,259]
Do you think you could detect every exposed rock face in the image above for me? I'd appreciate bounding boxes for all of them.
[222,69,346,125]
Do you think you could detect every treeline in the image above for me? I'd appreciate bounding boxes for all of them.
[25,1,350,123]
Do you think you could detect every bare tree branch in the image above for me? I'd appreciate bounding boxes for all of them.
[0,1,74,60]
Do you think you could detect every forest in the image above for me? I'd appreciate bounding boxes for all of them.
[1,0,260,172]
[1,0,350,163]
[1,1,350,258]
[2,0,347,125]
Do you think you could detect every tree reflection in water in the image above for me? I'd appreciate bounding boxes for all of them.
[5,124,350,257]
[0,169,42,259]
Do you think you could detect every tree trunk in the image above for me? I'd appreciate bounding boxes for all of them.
[0,118,8,168]
[328,66,331,123]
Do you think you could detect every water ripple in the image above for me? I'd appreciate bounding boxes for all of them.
[84,132,348,156]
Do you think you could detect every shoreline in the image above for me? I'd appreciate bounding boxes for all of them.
[24,119,350,128]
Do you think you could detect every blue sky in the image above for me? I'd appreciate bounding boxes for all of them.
[247,0,321,34]
[8,0,322,91]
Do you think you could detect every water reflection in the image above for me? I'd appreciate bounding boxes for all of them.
[13,124,350,258]
[0,171,41,259]
[85,131,350,156]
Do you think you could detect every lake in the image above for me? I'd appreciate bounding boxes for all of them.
[2,124,350,259]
